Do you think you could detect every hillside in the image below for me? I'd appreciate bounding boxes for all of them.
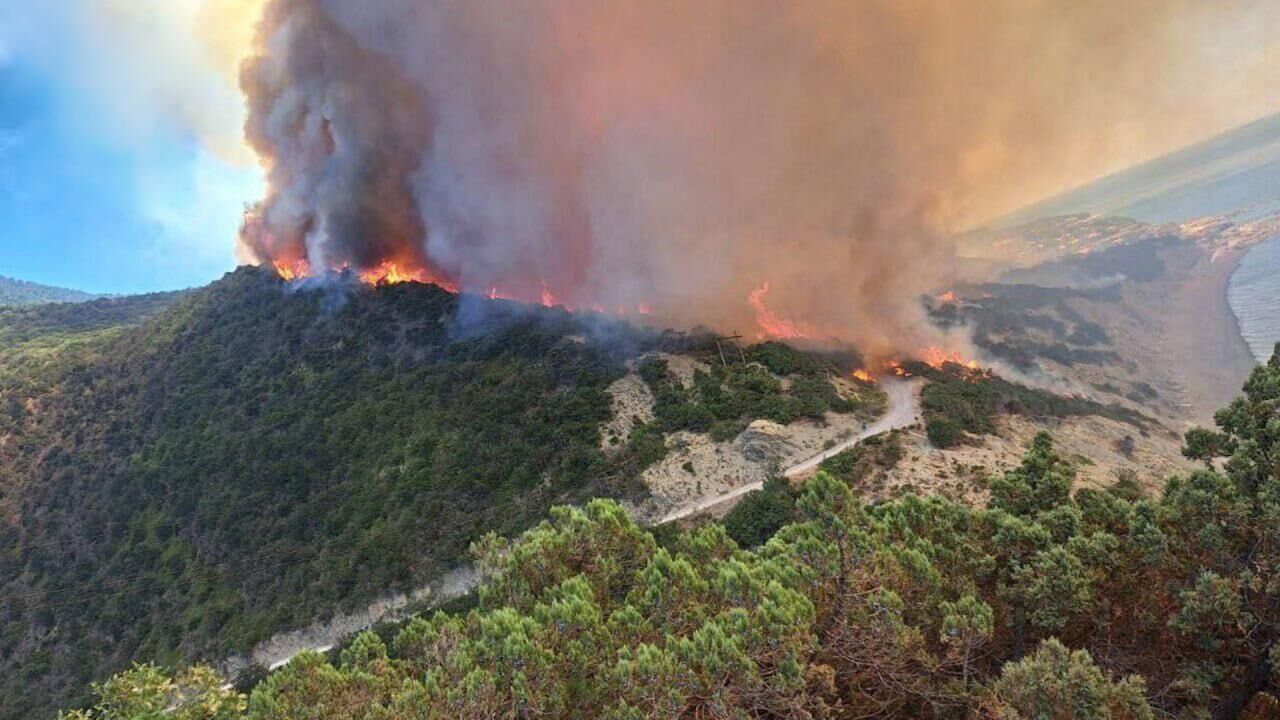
[952,215,1271,427]
[67,344,1280,719]
[0,275,100,306]
[0,268,879,719]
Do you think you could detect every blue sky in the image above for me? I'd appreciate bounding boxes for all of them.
[0,4,262,295]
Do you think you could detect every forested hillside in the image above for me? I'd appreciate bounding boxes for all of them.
[0,268,867,719]
[0,275,100,306]
[71,344,1280,719]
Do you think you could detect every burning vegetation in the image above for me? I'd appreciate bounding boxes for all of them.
[226,0,1280,369]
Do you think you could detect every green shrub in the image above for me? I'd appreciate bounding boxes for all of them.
[926,414,964,448]
[722,476,794,547]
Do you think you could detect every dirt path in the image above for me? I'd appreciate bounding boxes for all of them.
[656,377,919,524]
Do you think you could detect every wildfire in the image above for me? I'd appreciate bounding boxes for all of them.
[356,261,459,292]
[269,256,463,292]
[748,282,814,340]
[935,290,957,303]
[272,258,311,282]
[852,368,874,383]
[882,347,984,379]
[921,346,979,370]
[540,281,561,308]
[267,258,665,318]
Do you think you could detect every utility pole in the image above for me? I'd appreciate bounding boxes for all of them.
[714,333,746,366]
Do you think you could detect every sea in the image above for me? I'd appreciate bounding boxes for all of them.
[1228,234,1280,363]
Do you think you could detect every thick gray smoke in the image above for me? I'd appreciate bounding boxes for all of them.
[238,0,1275,358]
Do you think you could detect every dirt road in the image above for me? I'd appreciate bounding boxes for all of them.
[656,377,919,524]
[237,377,919,673]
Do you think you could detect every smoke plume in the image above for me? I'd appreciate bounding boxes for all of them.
[236,0,1280,358]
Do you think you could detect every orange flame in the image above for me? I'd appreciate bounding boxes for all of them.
[356,260,458,291]
[852,368,874,383]
[935,290,957,303]
[272,258,311,281]
[267,259,661,320]
[882,348,983,379]
[920,346,978,370]
[540,280,561,308]
[748,282,814,339]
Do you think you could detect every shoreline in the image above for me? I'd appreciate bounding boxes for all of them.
[1226,234,1279,364]
[1160,242,1257,425]
[1220,247,1260,365]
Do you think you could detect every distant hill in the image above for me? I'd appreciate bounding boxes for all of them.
[998,111,1280,226]
[0,275,101,306]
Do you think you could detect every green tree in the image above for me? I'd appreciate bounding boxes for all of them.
[989,431,1073,517]
[723,476,795,547]
[1182,426,1232,465]
[988,638,1153,720]
[62,664,244,720]
[940,594,994,684]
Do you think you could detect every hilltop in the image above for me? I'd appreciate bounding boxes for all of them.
[0,267,884,718]
[0,275,100,306]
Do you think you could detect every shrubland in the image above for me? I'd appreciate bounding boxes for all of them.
[71,343,1280,719]
[0,269,870,719]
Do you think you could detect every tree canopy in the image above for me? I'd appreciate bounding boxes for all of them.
[72,342,1280,718]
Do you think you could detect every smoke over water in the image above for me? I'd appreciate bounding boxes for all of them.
[236,0,1278,359]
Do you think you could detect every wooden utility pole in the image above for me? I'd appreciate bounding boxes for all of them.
[714,333,746,366]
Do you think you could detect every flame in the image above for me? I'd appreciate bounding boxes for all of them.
[920,346,978,370]
[748,282,814,339]
[355,260,458,291]
[881,348,984,379]
[935,290,957,303]
[269,257,458,290]
[272,258,311,281]
[540,281,562,308]
[852,368,874,383]
[267,259,659,319]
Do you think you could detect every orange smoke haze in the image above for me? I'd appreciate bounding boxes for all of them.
[233,0,1280,358]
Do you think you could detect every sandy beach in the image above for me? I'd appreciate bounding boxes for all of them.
[1168,246,1259,422]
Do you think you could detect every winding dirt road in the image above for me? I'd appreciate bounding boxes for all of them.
[656,377,919,525]
[236,377,919,672]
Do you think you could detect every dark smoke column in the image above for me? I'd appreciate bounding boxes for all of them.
[233,0,973,356]
[239,0,433,277]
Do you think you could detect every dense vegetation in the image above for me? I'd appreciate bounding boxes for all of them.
[0,292,185,500]
[817,430,906,487]
[0,275,100,306]
[72,343,1280,718]
[0,269,874,719]
[1,269,658,718]
[637,342,882,443]
[913,361,1148,449]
